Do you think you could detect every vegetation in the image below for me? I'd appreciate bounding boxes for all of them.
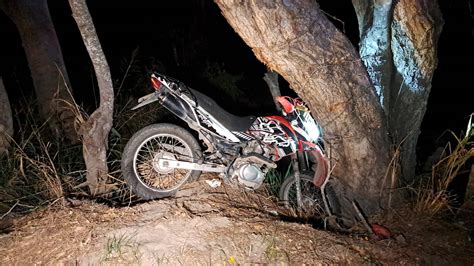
[102,233,141,263]
[414,114,474,216]
[0,55,161,214]
[264,165,291,197]
[0,99,83,214]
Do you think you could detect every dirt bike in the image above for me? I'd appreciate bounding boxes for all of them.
[121,72,335,216]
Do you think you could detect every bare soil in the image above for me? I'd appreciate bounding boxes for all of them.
[1,180,473,265]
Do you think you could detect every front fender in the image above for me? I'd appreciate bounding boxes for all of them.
[310,148,329,187]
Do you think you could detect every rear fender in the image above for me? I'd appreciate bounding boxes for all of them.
[131,92,159,110]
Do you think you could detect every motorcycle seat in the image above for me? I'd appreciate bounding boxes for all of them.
[188,88,256,132]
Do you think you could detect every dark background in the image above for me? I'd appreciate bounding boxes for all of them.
[0,0,472,168]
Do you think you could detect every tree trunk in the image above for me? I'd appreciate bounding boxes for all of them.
[466,165,474,205]
[352,0,394,111]
[353,0,443,182]
[69,0,114,196]
[215,0,391,214]
[0,77,13,155]
[263,71,281,112]
[0,0,78,143]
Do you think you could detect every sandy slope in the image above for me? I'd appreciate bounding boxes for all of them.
[1,180,473,265]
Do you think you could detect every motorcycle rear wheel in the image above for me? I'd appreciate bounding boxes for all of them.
[279,172,337,218]
[121,123,202,199]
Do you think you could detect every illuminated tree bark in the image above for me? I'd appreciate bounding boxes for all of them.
[0,0,78,143]
[353,0,443,181]
[215,0,443,214]
[69,0,114,195]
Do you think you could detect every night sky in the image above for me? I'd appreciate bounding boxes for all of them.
[0,0,473,164]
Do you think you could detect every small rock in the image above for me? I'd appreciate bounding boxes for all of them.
[175,187,196,198]
[395,234,407,245]
[183,201,214,215]
[0,215,14,233]
[66,198,83,207]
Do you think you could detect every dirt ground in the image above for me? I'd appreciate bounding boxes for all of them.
[1,180,473,265]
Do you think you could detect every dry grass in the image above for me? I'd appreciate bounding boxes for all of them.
[414,114,474,216]
[0,98,86,216]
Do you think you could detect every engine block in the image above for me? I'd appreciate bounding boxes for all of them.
[230,153,277,189]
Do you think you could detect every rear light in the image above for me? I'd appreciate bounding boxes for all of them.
[151,76,162,91]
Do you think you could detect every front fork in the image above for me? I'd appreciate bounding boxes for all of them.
[293,151,311,211]
[291,153,303,212]
[297,151,310,172]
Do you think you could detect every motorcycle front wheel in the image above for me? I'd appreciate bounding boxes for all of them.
[121,123,202,199]
[279,172,337,218]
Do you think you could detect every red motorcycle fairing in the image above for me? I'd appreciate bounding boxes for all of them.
[246,115,300,160]
[244,115,329,187]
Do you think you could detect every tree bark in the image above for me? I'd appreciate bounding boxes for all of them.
[465,164,473,207]
[263,71,281,112]
[0,0,78,143]
[0,77,13,155]
[353,0,443,182]
[215,0,391,214]
[352,0,394,111]
[69,0,114,196]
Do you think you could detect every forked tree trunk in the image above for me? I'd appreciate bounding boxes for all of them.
[0,0,78,143]
[216,0,391,214]
[353,0,443,182]
[0,77,13,155]
[69,0,114,196]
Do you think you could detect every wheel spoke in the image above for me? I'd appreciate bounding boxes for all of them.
[284,177,325,217]
[133,133,194,191]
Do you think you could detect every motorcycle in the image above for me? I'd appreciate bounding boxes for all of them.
[121,72,334,215]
